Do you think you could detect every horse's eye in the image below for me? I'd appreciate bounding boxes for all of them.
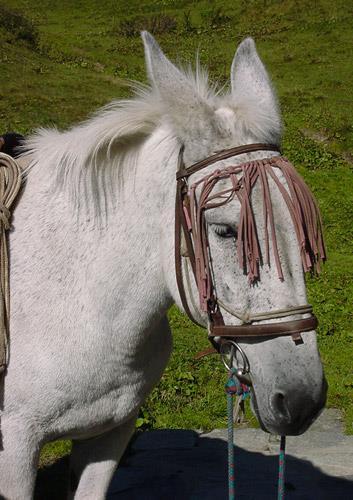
[213,224,237,239]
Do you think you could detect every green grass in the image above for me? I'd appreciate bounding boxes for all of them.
[1,0,352,466]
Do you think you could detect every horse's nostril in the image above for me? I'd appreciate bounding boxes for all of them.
[271,392,291,422]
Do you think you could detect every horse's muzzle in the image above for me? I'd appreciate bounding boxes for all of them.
[254,376,328,436]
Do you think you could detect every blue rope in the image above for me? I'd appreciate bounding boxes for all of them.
[277,435,286,500]
[227,388,235,500]
[225,370,249,500]
[225,371,286,499]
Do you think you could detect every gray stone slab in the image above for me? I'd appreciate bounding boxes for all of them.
[107,409,353,499]
[309,408,344,433]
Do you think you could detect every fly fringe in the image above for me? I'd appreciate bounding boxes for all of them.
[188,156,326,311]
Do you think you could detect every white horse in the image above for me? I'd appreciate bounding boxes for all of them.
[0,32,326,499]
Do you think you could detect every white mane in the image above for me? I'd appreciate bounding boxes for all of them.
[23,64,212,212]
[24,84,162,212]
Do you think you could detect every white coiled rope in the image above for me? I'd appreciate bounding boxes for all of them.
[0,153,22,374]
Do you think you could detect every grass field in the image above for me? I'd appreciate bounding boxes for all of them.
[0,0,352,466]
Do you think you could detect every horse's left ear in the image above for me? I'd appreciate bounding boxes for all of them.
[141,31,213,142]
[142,31,203,103]
[142,31,181,91]
[231,38,281,143]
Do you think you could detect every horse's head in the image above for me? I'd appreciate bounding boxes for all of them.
[142,32,327,435]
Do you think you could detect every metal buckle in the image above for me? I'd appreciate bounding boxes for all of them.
[220,340,252,385]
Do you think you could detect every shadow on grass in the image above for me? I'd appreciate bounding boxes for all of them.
[35,430,353,499]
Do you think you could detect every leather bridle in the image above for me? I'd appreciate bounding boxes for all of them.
[175,143,321,351]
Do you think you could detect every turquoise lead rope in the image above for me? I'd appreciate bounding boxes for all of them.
[278,435,286,499]
[226,384,235,500]
[225,369,250,500]
[225,370,286,500]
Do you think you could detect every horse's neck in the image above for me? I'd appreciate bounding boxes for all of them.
[129,127,180,305]
[11,127,179,332]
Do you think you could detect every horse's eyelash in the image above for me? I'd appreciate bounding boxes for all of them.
[213,224,237,238]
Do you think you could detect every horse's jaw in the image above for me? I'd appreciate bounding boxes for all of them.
[242,332,327,436]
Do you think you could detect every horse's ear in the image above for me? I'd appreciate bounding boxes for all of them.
[141,31,212,138]
[142,31,180,90]
[230,38,281,142]
[142,31,197,98]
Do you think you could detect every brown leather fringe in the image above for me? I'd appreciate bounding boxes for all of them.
[188,156,326,311]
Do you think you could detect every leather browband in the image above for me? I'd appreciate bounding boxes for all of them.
[176,143,280,179]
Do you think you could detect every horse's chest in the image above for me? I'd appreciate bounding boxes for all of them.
[60,339,171,439]
[22,317,172,440]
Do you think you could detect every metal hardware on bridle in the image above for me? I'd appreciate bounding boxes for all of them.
[175,142,326,348]
[220,340,251,385]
